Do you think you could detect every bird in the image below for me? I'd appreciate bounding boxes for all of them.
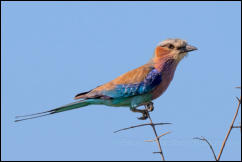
[15,38,197,122]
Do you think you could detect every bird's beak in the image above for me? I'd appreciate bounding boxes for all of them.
[185,44,197,52]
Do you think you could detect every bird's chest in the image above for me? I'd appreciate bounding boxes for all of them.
[152,60,177,99]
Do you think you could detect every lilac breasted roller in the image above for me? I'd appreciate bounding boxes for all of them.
[15,38,197,122]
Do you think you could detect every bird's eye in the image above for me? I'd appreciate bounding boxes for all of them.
[168,44,174,49]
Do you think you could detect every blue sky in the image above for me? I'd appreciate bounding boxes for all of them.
[2,1,241,161]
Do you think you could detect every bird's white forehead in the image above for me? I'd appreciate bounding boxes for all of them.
[158,38,187,47]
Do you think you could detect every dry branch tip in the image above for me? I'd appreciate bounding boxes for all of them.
[193,136,217,161]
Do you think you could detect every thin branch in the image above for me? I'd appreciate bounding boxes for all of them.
[193,136,217,161]
[144,131,171,142]
[217,96,241,161]
[146,112,166,161]
[114,111,170,161]
[114,122,171,133]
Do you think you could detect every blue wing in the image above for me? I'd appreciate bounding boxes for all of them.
[103,68,162,98]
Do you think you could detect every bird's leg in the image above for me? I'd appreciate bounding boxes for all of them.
[145,102,154,112]
[130,107,148,120]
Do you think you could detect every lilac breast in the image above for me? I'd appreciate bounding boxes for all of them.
[152,59,178,100]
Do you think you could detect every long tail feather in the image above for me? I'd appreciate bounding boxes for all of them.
[15,113,54,122]
[15,100,90,122]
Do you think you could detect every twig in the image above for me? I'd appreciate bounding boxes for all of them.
[193,136,217,161]
[233,122,241,132]
[144,131,171,142]
[153,151,162,154]
[217,96,241,161]
[114,122,171,133]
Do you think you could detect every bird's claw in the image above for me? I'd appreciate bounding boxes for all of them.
[145,102,154,112]
[137,102,153,120]
[137,111,148,120]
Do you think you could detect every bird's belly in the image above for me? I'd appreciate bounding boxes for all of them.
[100,94,152,108]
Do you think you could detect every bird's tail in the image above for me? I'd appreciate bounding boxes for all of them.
[15,100,91,122]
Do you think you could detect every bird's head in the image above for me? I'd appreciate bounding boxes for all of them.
[153,38,197,62]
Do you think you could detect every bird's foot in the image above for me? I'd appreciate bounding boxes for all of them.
[130,107,149,120]
[145,102,154,112]
[137,110,148,120]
